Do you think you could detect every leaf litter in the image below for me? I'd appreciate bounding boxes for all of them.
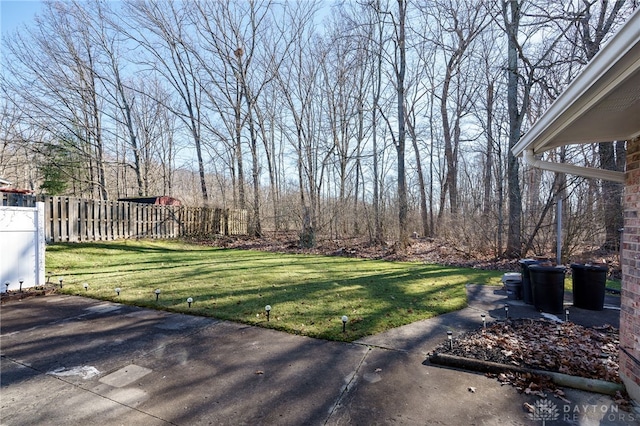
[431,318,632,408]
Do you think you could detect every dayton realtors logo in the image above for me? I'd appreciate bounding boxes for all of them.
[529,398,637,424]
[562,402,636,423]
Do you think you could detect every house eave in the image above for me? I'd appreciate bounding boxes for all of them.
[512,8,640,183]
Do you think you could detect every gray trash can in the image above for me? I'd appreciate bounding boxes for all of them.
[502,272,522,300]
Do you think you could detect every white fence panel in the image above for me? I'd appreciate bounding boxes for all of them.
[0,202,45,292]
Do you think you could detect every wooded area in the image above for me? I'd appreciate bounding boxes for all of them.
[0,0,634,258]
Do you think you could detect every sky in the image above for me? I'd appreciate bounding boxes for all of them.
[1,0,44,36]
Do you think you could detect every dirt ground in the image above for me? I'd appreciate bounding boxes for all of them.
[199,233,621,277]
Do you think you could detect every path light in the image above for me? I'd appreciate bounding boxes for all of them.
[504,305,509,319]
[265,305,271,321]
[187,297,193,308]
[115,287,121,296]
[59,277,63,288]
[565,308,569,322]
[481,314,486,328]
[155,289,161,302]
[4,281,9,292]
[19,279,24,292]
[83,283,88,291]
[342,315,348,333]
[447,331,453,349]
[47,274,51,284]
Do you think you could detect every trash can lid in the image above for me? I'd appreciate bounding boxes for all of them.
[528,265,567,273]
[570,263,608,271]
[502,272,522,284]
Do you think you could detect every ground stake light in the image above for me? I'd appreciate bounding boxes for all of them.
[504,305,509,319]
[447,331,453,349]
[187,297,193,308]
[342,315,348,333]
[265,305,271,321]
[83,283,88,291]
[155,289,161,302]
[4,281,9,292]
[59,277,63,289]
[19,279,24,292]
[565,308,569,322]
[115,287,121,296]
[481,314,486,328]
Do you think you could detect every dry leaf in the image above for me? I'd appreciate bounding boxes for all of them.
[433,318,625,403]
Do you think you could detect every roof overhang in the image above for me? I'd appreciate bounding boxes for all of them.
[512,8,640,182]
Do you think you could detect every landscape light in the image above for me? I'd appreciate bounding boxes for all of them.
[59,277,63,288]
[187,297,193,308]
[4,281,9,292]
[447,331,453,349]
[155,289,161,301]
[504,305,509,319]
[565,308,569,322]
[342,315,348,332]
[265,305,271,321]
[19,279,24,292]
[83,283,88,291]
[115,287,121,296]
[481,314,486,328]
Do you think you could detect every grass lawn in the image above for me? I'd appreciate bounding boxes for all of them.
[46,239,503,341]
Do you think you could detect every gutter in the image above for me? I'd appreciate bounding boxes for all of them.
[523,149,624,183]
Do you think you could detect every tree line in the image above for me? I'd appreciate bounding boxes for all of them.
[1,0,634,257]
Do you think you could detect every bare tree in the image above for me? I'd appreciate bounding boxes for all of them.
[2,2,110,199]
[123,0,209,203]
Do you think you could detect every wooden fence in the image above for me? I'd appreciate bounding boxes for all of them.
[39,196,247,243]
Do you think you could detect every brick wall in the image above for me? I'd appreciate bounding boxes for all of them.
[621,136,640,403]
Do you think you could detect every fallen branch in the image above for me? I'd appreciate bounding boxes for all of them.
[428,352,625,396]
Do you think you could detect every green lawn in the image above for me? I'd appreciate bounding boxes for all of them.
[46,239,504,341]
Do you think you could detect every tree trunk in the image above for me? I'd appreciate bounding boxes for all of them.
[395,0,408,250]
[483,82,494,217]
[504,0,523,258]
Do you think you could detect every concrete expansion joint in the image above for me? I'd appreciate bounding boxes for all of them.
[64,376,175,425]
[1,354,43,374]
[324,346,372,423]
[352,341,409,353]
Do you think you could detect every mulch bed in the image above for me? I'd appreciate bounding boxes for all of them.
[429,318,631,406]
[1,285,58,304]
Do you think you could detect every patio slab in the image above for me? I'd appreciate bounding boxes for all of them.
[1,290,636,425]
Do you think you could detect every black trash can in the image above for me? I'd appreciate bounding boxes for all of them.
[529,265,566,314]
[570,263,608,311]
[519,259,540,305]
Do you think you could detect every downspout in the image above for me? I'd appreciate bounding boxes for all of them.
[523,149,624,183]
